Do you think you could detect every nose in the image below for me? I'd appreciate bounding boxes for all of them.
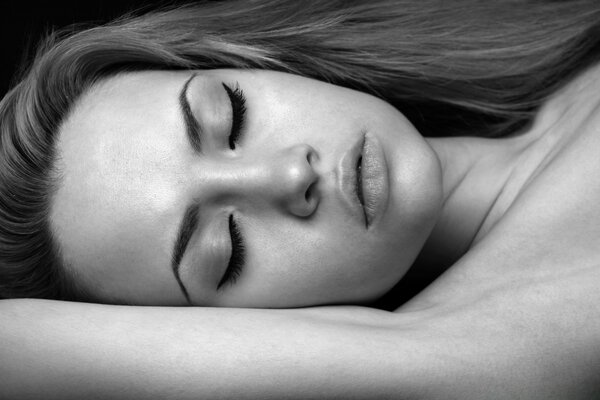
[203,144,320,217]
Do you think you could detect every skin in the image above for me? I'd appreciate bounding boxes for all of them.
[51,69,443,307]
[5,64,600,399]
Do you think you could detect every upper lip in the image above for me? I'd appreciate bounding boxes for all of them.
[338,134,368,227]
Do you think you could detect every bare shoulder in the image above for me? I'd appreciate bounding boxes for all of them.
[394,72,600,397]
[402,62,600,310]
[478,60,600,264]
[500,61,600,250]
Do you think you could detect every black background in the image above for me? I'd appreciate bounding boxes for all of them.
[1,1,188,96]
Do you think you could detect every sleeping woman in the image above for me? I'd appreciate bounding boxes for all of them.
[1,1,600,398]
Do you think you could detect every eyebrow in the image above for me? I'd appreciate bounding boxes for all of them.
[171,203,200,304]
[171,74,203,304]
[179,73,203,154]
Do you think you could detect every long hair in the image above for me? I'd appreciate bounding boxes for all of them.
[1,0,599,301]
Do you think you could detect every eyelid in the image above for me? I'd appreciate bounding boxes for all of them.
[221,82,247,150]
[217,214,245,290]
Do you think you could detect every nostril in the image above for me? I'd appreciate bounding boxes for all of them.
[305,182,314,201]
[306,145,318,165]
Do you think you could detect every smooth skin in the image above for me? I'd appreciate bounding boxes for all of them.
[2,64,600,399]
[52,69,442,307]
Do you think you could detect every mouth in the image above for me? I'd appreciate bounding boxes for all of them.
[356,155,365,209]
[339,132,389,228]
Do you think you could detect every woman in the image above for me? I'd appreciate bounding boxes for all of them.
[1,0,599,398]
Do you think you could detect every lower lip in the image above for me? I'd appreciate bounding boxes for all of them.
[360,133,389,227]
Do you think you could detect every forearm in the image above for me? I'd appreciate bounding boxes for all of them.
[0,299,427,400]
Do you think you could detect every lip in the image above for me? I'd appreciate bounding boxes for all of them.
[361,133,389,227]
[338,132,389,228]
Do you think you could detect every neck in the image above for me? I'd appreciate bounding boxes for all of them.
[377,62,600,310]
[415,131,537,274]
[419,62,600,272]
[375,129,538,309]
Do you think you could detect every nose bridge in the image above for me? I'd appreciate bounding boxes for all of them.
[209,144,319,216]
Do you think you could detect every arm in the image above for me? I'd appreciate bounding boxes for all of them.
[0,299,431,400]
[2,263,599,399]
[398,257,600,400]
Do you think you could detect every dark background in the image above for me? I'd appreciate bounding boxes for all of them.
[1,1,186,96]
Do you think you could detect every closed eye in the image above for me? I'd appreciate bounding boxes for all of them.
[217,214,245,290]
[222,82,247,150]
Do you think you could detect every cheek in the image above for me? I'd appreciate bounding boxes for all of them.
[249,83,365,148]
[237,221,402,306]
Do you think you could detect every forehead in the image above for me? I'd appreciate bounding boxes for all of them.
[56,71,188,203]
[50,71,189,300]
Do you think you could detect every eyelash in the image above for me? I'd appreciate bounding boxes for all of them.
[222,82,247,150]
[217,214,245,290]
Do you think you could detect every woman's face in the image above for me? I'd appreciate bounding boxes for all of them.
[52,69,442,307]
